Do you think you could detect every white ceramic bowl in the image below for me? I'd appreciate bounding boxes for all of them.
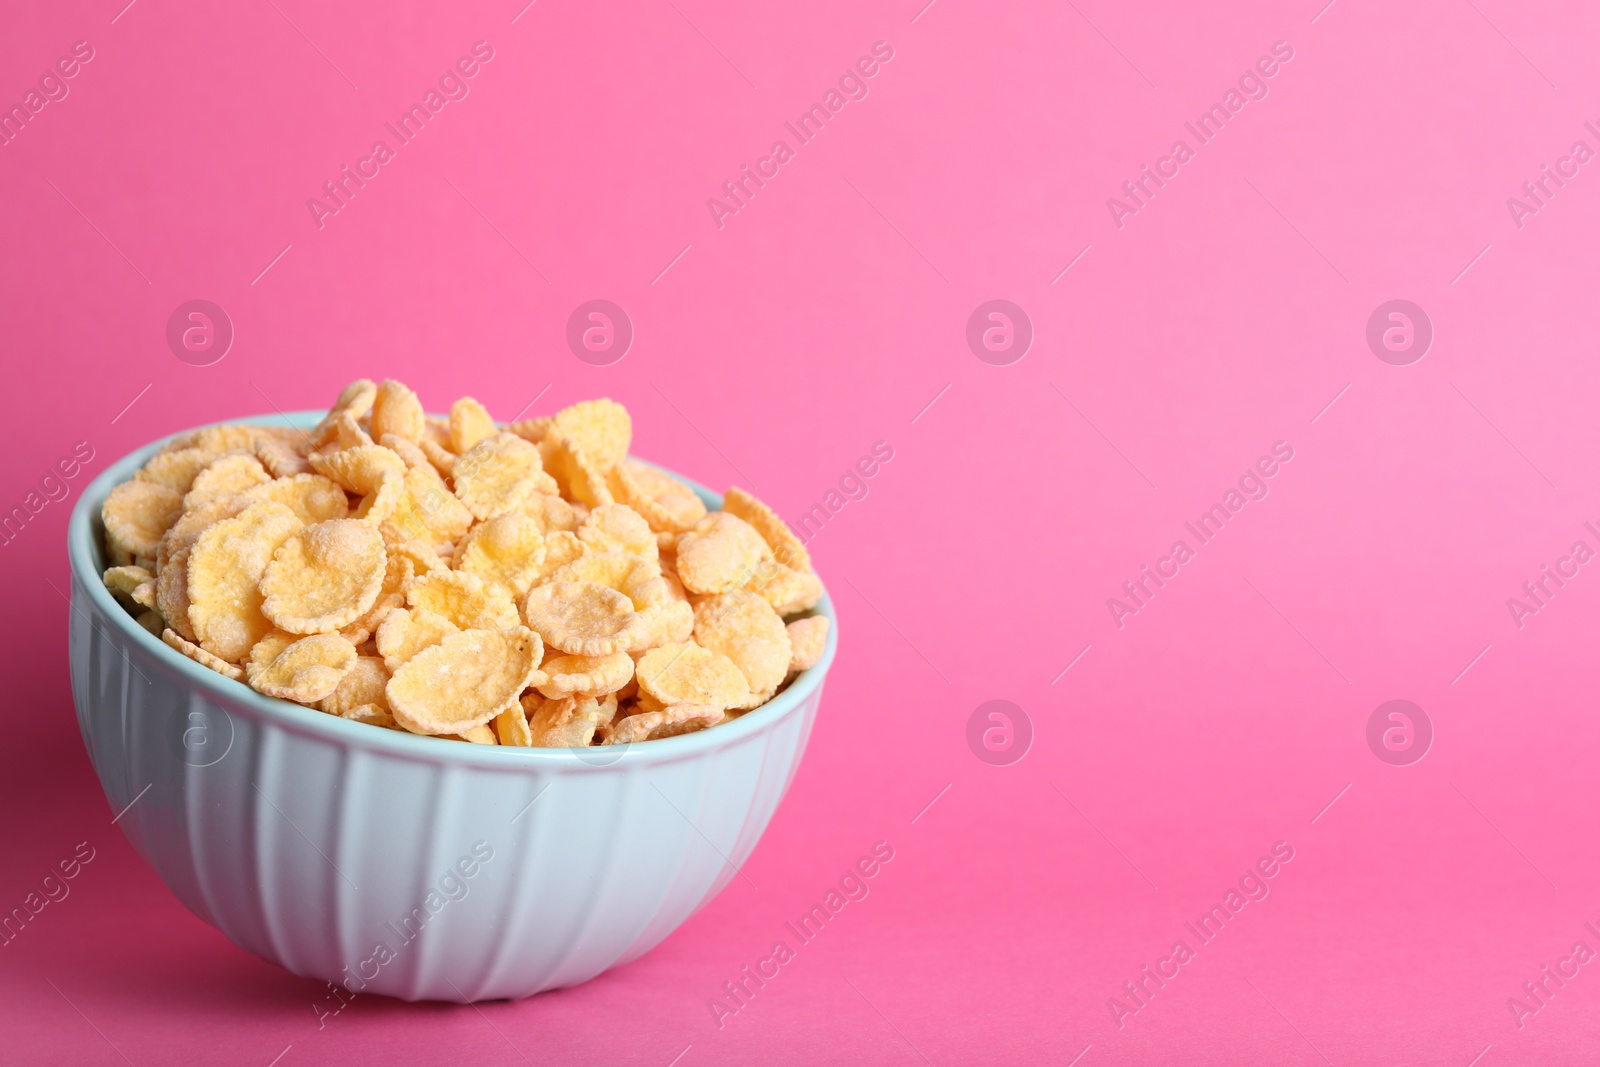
[66,413,835,1002]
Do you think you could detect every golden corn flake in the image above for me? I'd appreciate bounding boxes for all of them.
[187,499,302,662]
[449,397,497,454]
[402,464,474,544]
[520,529,587,587]
[522,693,604,747]
[391,536,448,575]
[786,615,830,673]
[136,447,213,493]
[155,495,251,642]
[745,561,824,616]
[261,519,387,634]
[674,512,770,595]
[184,424,271,456]
[549,398,631,474]
[182,453,272,511]
[608,459,706,533]
[723,486,810,573]
[310,444,406,495]
[552,551,663,606]
[607,703,724,745]
[543,434,614,508]
[103,480,184,565]
[254,436,312,479]
[250,633,358,703]
[246,473,349,524]
[536,651,633,699]
[352,468,405,525]
[386,626,543,735]
[134,609,164,637]
[521,492,583,534]
[329,378,378,422]
[320,655,390,715]
[405,569,520,631]
[378,432,431,470]
[246,631,298,684]
[452,433,545,520]
[419,436,458,478]
[506,416,551,445]
[634,598,695,649]
[454,512,547,599]
[523,581,643,656]
[375,607,458,671]
[693,590,791,699]
[340,703,398,729]
[635,642,750,710]
[103,564,153,600]
[338,550,412,645]
[370,379,425,442]
[130,580,158,611]
[493,701,533,747]
[577,502,658,561]
[453,724,500,744]
[161,627,245,681]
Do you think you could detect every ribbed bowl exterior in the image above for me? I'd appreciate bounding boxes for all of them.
[66,414,833,1002]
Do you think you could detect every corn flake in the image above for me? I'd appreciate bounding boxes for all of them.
[261,519,387,634]
[449,397,497,454]
[723,486,810,572]
[454,512,547,599]
[187,500,301,662]
[634,642,750,710]
[161,627,245,681]
[246,473,349,524]
[578,502,658,561]
[523,580,643,656]
[250,633,358,703]
[536,651,633,699]
[692,590,792,700]
[608,459,706,533]
[786,615,830,673]
[549,398,631,474]
[386,626,543,735]
[320,655,390,715]
[606,703,724,744]
[103,480,184,566]
[452,433,546,520]
[370,379,425,442]
[310,444,406,495]
[375,607,458,671]
[674,512,770,595]
[406,569,520,631]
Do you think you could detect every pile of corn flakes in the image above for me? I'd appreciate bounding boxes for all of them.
[100,380,829,747]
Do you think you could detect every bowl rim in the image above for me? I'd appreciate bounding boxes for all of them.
[68,410,837,769]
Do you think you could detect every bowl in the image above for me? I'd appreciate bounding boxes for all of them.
[65,412,836,1002]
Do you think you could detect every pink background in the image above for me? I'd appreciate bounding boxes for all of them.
[4,0,1600,1062]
